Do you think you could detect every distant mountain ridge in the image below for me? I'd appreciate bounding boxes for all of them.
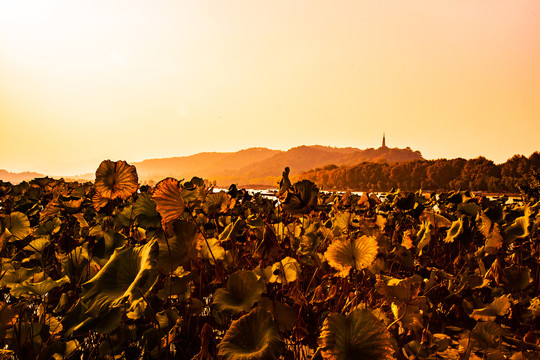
[133,145,423,186]
[0,169,45,184]
[0,145,423,186]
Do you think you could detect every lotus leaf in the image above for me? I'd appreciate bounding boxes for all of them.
[391,301,424,333]
[152,178,185,227]
[333,211,353,233]
[254,225,280,259]
[469,321,504,350]
[325,235,378,277]
[277,167,292,202]
[0,302,17,341]
[259,297,298,332]
[133,193,161,228]
[156,219,202,274]
[419,210,452,228]
[504,214,529,243]
[484,223,503,254]
[282,180,319,215]
[219,218,246,241]
[92,191,109,211]
[319,308,394,360]
[200,237,225,264]
[157,270,194,300]
[458,203,480,217]
[212,270,265,314]
[34,217,62,236]
[377,275,423,303]
[203,191,231,215]
[443,217,464,243]
[116,204,135,227]
[504,266,531,291]
[67,306,123,335]
[94,231,126,260]
[94,160,138,200]
[478,211,493,238]
[416,221,431,255]
[1,212,30,241]
[471,295,511,321]
[23,237,50,254]
[5,322,43,355]
[61,245,92,283]
[0,266,43,289]
[51,340,79,360]
[266,257,301,283]
[218,308,284,360]
[58,195,84,213]
[80,240,159,317]
[10,275,69,297]
[528,297,540,318]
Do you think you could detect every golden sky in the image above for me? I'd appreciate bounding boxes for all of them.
[1,0,539,175]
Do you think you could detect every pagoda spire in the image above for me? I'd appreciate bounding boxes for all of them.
[382,132,386,148]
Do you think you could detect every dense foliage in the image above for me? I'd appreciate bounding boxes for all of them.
[0,160,538,359]
[303,153,540,193]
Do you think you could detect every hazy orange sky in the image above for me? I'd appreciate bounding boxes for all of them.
[1,0,539,175]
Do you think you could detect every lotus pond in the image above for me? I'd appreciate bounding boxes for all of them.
[0,160,538,359]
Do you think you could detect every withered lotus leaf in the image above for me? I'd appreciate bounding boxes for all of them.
[282,180,319,215]
[319,308,394,360]
[95,160,138,200]
[443,217,464,243]
[325,235,378,277]
[218,308,284,360]
[152,178,186,227]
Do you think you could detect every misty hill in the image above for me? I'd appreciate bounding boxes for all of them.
[0,170,45,184]
[134,145,423,186]
[134,147,281,183]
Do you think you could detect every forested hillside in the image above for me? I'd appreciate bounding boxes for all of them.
[303,153,540,193]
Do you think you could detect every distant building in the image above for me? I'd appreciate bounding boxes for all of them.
[381,133,387,148]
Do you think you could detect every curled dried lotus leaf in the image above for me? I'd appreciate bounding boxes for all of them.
[504,214,530,243]
[282,180,319,215]
[319,308,394,360]
[416,221,431,255]
[95,160,138,200]
[443,217,464,243]
[218,308,284,360]
[152,178,185,227]
[419,210,452,228]
[325,235,378,276]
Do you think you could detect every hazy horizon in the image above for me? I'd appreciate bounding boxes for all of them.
[2,1,539,175]
[1,143,538,178]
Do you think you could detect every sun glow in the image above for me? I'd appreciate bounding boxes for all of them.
[1,0,539,175]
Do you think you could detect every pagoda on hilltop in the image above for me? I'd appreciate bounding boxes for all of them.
[381,132,387,148]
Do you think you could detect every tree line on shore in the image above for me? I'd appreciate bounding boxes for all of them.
[302,152,540,194]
